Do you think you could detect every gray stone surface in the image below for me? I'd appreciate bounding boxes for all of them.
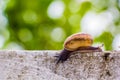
[0,50,120,80]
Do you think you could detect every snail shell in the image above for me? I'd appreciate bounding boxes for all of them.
[64,33,93,51]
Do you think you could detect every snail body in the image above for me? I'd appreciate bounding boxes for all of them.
[55,33,102,64]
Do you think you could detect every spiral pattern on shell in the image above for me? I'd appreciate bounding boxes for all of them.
[64,33,93,51]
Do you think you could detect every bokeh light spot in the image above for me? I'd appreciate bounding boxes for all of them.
[69,1,80,13]
[112,34,120,50]
[51,27,66,42]
[0,10,8,30]
[18,29,33,42]
[69,14,81,26]
[81,11,113,37]
[0,35,5,48]
[47,1,65,19]
[22,10,38,24]
[5,42,24,50]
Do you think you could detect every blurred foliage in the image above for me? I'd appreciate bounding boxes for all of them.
[2,0,120,50]
[95,32,113,50]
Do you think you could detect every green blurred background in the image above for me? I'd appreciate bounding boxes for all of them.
[0,0,120,50]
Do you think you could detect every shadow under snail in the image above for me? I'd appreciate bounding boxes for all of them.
[55,33,103,64]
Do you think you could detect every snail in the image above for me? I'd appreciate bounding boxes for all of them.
[55,33,102,64]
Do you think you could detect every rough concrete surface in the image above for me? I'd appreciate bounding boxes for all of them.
[0,50,120,80]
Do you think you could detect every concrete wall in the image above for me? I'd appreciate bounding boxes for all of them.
[0,50,120,80]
